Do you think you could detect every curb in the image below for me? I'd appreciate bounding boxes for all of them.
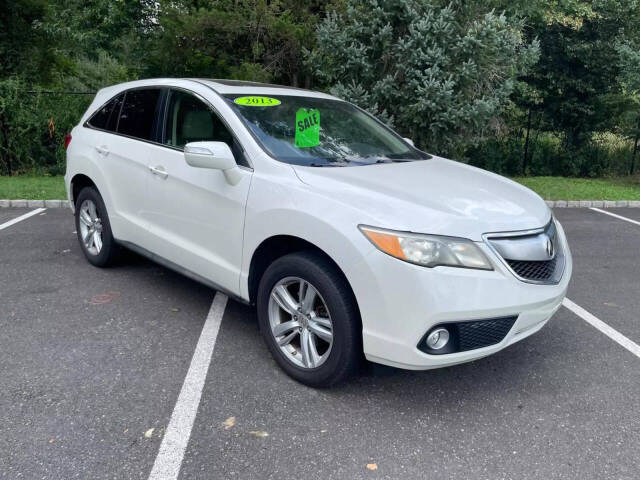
[0,199,71,208]
[1,199,640,209]
[543,200,640,208]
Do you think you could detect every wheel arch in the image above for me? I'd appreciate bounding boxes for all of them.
[70,173,98,207]
[247,235,360,318]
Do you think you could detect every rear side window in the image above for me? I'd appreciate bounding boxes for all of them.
[117,89,161,141]
[87,93,123,132]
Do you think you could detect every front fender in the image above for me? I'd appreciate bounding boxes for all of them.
[240,171,377,300]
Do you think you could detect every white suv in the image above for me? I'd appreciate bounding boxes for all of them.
[65,79,572,387]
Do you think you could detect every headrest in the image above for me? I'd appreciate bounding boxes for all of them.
[182,110,213,140]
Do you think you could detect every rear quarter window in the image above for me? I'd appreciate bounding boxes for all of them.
[87,93,123,132]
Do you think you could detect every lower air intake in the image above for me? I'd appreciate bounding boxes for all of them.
[457,316,517,352]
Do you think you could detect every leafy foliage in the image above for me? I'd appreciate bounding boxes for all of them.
[616,38,640,173]
[0,0,58,82]
[146,0,327,86]
[473,0,640,175]
[307,0,540,156]
[0,78,92,175]
[1,0,640,177]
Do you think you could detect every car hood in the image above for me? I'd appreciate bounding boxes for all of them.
[292,157,551,241]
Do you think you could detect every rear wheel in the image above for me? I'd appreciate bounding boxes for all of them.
[75,186,120,267]
[257,251,361,387]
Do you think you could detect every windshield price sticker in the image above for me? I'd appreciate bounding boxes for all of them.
[295,108,320,148]
[234,96,281,107]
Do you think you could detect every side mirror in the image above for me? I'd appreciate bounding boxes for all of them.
[184,141,242,185]
[403,137,415,147]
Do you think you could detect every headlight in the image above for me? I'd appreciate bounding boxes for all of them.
[359,225,493,270]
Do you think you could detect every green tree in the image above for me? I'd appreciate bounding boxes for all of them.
[489,1,640,167]
[0,0,57,174]
[0,0,146,175]
[145,0,331,86]
[306,0,539,156]
[617,40,640,174]
[0,0,60,82]
[41,0,158,82]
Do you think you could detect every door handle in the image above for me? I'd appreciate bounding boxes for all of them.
[95,145,109,156]
[149,165,169,179]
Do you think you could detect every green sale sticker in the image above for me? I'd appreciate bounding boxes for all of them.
[295,108,320,148]
[234,96,281,107]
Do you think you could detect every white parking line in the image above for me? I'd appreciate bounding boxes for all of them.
[590,207,640,227]
[563,298,640,359]
[148,292,228,480]
[0,208,46,231]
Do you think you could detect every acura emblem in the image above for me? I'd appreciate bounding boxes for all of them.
[544,235,554,259]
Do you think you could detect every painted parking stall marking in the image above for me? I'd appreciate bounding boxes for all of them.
[148,292,228,480]
[589,207,640,227]
[0,207,46,231]
[583,207,640,356]
[563,298,640,359]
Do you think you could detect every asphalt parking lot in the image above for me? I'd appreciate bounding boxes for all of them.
[1,207,639,479]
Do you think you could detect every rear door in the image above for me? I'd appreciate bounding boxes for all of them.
[143,88,252,295]
[90,88,163,246]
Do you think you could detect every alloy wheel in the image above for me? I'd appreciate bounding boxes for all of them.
[78,199,103,256]
[268,276,334,369]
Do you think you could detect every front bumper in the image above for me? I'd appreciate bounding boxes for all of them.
[349,221,572,370]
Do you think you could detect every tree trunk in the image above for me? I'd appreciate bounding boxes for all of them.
[631,115,640,176]
[522,108,532,175]
[0,115,11,176]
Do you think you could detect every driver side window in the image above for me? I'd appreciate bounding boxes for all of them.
[163,89,249,167]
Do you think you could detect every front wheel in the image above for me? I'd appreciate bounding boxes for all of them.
[256,251,362,387]
[75,186,120,267]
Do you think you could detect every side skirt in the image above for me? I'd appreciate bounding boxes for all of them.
[117,239,251,306]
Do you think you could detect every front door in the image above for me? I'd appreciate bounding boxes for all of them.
[143,88,252,295]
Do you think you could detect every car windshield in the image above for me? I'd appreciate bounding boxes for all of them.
[224,94,430,167]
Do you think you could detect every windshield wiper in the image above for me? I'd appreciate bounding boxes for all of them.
[373,158,412,164]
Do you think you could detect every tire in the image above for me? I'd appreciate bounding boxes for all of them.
[256,251,362,387]
[74,186,120,267]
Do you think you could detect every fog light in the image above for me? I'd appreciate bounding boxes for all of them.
[426,328,450,350]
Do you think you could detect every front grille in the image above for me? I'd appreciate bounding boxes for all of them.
[506,256,558,281]
[457,316,517,352]
[484,220,565,285]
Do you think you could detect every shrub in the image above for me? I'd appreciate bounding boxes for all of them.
[306,0,540,157]
[466,131,635,177]
[0,78,91,175]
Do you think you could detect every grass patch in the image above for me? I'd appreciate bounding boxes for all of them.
[1,174,640,201]
[0,175,66,200]
[511,176,640,200]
